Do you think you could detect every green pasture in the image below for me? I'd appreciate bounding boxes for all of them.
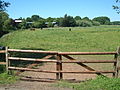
[0,25,120,52]
[0,25,120,67]
[0,25,120,88]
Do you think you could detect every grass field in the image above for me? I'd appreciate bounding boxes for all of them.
[0,25,120,52]
[0,25,120,67]
[0,25,120,89]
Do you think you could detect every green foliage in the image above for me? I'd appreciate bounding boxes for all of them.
[33,20,46,28]
[15,14,114,29]
[55,76,120,90]
[0,11,9,31]
[0,0,10,36]
[74,16,81,21]
[31,15,40,22]
[0,0,10,11]
[18,19,27,29]
[113,0,120,14]
[93,16,110,25]
[32,21,40,28]
[26,17,32,22]
[3,18,15,31]
[111,21,120,25]
[82,17,90,21]
[60,14,76,27]
[0,73,18,84]
[46,17,54,22]
[76,20,93,27]
[47,22,54,27]
[92,21,101,26]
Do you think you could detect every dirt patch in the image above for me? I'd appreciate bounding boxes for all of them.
[0,61,113,90]
[20,63,98,81]
[0,81,72,90]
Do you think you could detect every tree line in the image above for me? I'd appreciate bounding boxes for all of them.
[1,12,119,30]
[0,0,120,37]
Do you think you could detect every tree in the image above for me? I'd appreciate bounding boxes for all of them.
[92,21,100,26]
[18,19,27,29]
[111,21,120,25]
[0,0,10,37]
[74,16,81,20]
[46,17,54,22]
[31,15,40,22]
[76,20,93,27]
[47,22,54,27]
[82,17,90,21]
[0,11,9,31]
[0,0,10,11]
[26,17,32,22]
[60,14,76,27]
[3,18,14,30]
[33,20,46,28]
[54,17,62,26]
[113,0,120,14]
[92,16,110,25]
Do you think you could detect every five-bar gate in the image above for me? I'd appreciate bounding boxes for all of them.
[0,47,120,81]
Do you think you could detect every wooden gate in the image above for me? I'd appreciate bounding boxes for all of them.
[1,47,120,82]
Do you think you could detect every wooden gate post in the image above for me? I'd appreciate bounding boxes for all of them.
[56,57,59,80]
[56,54,63,80]
[113,47,120,77]
[5,47,8,73]
[59,54,63,80]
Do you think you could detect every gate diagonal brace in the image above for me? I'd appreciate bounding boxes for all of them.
[42,55,56,59]
[62,55,102,75]
[15,55,56,75]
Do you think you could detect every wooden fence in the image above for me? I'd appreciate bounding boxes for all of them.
[0,47,120,81]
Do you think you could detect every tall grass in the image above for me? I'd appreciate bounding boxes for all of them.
[55,75,120,90]
[0,73,18,84]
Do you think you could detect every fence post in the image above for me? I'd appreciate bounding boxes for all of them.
[5,47,8,73]
[56,54,63,80]
[59,54,63,80]
[113,47,120,77]
[56,54,60,80]
[116,47,120,77]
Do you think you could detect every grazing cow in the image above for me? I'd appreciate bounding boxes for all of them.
[69,28,71,31]
[30,28,35,31]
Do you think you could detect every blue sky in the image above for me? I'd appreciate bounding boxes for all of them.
[4,0,120,21]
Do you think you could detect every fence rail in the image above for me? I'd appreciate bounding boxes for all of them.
[58,52,117,55]
[8,57,58,62]
[8,67,115,74]
[0,50,6,65]
[8,49,58,54]
[0,50,6,53]
[0,47,120,81]
[61,60,116,63]
[0,62,6,65]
